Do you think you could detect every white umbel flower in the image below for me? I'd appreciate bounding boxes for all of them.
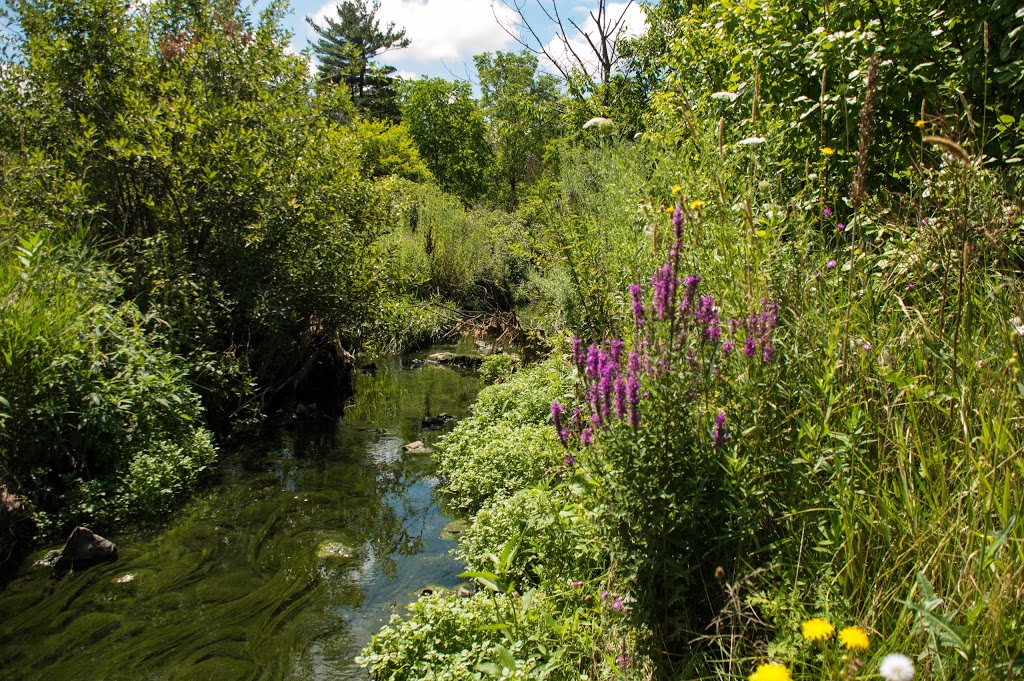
[879,653,915,681]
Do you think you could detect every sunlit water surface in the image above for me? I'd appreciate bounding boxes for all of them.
[0,349,480,680]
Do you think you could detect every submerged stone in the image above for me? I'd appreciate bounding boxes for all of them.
[439,519,470,541]
[316,542,355,560]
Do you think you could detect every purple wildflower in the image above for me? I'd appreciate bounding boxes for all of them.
[616,655,629,669]
[680,274,701,316]
[600,590,609,600]
[627,375,640,429]
[762,343,776,362]
[695,295,720,340]
[614,377,628,419]
[711,412,727,449]
[610,338,624,363]
[571,337,584,370]
[743,336,756,358]
[572,580,582,589]
[612,598,623,612]
[823,207,833,217]
[652,262,678,320]
[585,344,600,379]
[906,282,915,291]
[551,401,567,446]
[564,455,576,466]
[837,223,846,232]
[629,284,645,327]
[580,428,593,446]
[722,340,735,357]
[826,259,837,269]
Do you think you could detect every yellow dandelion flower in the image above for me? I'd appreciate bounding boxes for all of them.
[664,206,675,213]
[749,663,792,681]
[689,199,705,211]
[821,146,835,156]
[802,618,835,641]
[915,119,926,129]
[839,626,870,651]
[672,184,682,195]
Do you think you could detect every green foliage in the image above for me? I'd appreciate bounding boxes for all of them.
[380,179,535,311]
[458,487,600,588]
[477,353,521,385]
[2,0,389,414]
[434,357,572,512]
[437,422,558,514]
[0,233,216,530]
[400,78,492,202]
[355,119,434,182]
[646,0,1024,189]
[359,590,615,680]
[474,51,562,208]
[306,0,410,122]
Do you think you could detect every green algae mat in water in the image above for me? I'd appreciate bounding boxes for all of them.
[0,352,480,680]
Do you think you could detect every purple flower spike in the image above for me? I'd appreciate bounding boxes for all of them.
[711,412,727,449]
[585,344,601,379]
[722,340,735,357]
[652,262,678,320]
[615,376,628,419]
[680,274,701,316]
[762,343,776,363]
[551,401,567,446]
[571,337,584,369]
[629,284,645,327]
[564,455,576,466]
[580,428,593,446]
[610,338,624,363]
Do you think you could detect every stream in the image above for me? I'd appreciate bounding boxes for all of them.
[0,345,481,680]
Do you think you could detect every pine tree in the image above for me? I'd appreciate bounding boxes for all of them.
[306,0,410,122]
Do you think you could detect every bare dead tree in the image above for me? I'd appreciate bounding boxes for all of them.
[491,0,635,102]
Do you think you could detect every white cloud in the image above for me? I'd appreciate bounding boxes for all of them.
[310,0,518,68]
[540,1,645,79]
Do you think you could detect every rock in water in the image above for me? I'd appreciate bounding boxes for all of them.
[403,440,429,453]
[54,526,117,573]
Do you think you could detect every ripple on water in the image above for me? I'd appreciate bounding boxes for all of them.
[0,349,480,680]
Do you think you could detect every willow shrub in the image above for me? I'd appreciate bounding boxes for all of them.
[0,233,216,533]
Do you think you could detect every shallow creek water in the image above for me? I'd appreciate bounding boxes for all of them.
[0,346,481,680]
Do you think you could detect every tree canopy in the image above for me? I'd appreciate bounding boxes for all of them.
[307,0,410,122]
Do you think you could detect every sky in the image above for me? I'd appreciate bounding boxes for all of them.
[273,0,646,84]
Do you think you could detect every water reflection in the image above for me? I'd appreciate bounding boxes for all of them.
[0,350,480,680]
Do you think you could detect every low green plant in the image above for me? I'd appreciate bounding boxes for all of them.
[0,232,216,533]
[478,353,522,385]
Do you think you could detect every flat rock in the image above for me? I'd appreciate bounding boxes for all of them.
[426,352,483,369]
[403,440,429,453]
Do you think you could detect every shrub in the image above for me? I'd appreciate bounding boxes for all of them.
[0,232,216,532]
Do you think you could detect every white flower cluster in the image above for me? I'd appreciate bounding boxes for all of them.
[879,653,915,681]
